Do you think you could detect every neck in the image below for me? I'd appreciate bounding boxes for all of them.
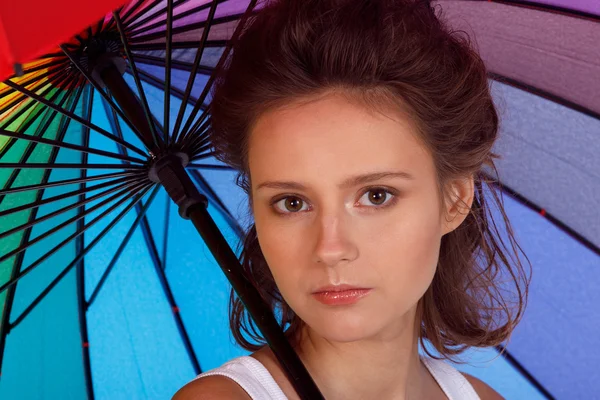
[292,305,428,400]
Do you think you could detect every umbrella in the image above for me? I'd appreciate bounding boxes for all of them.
[0,0,129,82]
[0,0,598,399]
[0,0,322,399]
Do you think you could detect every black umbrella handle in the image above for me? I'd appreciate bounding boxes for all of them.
[153,156,325,400]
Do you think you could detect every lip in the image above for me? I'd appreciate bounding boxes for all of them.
[312,285,372,306]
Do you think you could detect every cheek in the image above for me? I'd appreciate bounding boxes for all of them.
[373,198,443,297]
[255,218,305,299]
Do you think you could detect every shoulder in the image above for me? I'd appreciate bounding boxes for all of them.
[460,372,505,400]
[171,375,251,400]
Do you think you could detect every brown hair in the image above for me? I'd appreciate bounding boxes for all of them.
[208,0,531,363]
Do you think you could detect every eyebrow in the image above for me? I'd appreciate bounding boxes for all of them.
[256,171,415,191]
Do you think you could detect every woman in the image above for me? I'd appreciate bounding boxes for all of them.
[174,0,531,398]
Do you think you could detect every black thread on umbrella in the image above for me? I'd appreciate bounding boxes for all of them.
[2,79,148,157]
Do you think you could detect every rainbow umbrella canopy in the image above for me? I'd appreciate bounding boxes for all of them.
[0,0,598,399]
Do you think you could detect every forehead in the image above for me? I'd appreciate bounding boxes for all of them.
[247,93,433,184]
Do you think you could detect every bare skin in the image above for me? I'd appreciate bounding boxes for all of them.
[172,91,504,400]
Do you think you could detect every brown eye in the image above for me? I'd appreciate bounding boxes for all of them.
[368,189,387,205]
[358,188,396,207]
[285,197,304,212]
[273,196,308,214]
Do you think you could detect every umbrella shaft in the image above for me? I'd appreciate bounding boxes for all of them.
[99,63,158,151]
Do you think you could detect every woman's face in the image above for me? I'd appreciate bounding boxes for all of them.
[248,92,455,343]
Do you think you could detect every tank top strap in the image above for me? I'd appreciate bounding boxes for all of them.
[193,356,288,400]
[421,356,481,400]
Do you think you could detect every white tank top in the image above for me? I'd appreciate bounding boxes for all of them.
[191,355,481,399]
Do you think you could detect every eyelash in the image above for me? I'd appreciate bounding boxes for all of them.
[270,186,400,217]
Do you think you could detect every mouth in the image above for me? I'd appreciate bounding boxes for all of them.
[312,285,372,306]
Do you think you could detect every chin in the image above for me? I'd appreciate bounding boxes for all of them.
[307,310,381,343]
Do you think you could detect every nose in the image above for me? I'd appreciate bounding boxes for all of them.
[312,211,359,267]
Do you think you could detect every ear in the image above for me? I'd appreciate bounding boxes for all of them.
[441,175,475,236]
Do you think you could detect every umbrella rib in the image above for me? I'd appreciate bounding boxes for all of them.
[0,69,69,124]
[129,12,246,44]
[0,163,145,170]
[129,40,227,51]
[0,178,144,242]
[0,181,152,295]
[75,83,95,400]
[4,184,156,325]
[164,0,174,146]
[488,72,600,122]
[0,66,66,101]
[86,185,160,307]
[60,45,158,152]
[0,74,76,161]
[494,344,556,400]
[120,0,150,23]
[0,171,138,195]
[125,0,189,32]
[180,114,210,152]
[179,0,259,142]
[0,82,82,200]
[186,162,234,171]
[488,176,600,258]
[18,58,67,75]
[0,175,144,219]
[189,170,244,237]
[2,79,149,158]
[172,0,219,144]
[0,129,147,164]
[131,54,213,75]
[0,82,84,374]
[128,0,218,36]
[129,68,204,109]
[162,197,171,269]
[112,11,163,150]
[0,79,83,202]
